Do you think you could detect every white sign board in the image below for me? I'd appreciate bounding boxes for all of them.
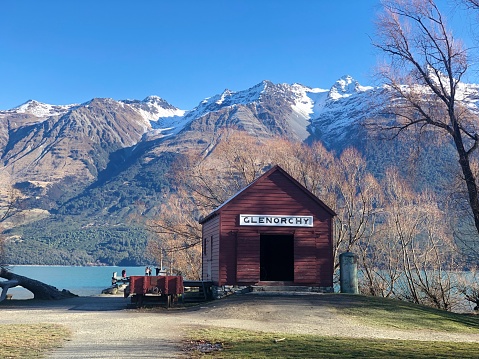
[239,214,313,227]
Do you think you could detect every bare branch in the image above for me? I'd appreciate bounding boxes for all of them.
[375,0,479,236]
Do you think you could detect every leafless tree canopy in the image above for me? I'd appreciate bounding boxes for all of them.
[462,0,479,9]
[145,130,468,310]
[146,131,380,279]
[375,0,479,236]
[0,183,23,266]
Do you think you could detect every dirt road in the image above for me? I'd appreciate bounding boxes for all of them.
[1,293,478,358]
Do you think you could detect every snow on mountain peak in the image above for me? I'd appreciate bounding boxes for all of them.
[215,89,233,105]
[120,96,185,125]
[328,75,372,100]
[193,81,271,116]
[142,95,174,108]
[10,100,75,118]
[289,84,329,120]
[144,95,162,102]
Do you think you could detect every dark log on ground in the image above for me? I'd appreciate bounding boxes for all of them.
[0,267,77,301]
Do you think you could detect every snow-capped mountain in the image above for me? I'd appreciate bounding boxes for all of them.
[167,80,329,143]
[156,76,380,149]
[3,74,479,187]
[0,76,382,155]
[327,75,373,100]
[5,74,479,181]
[0,95,186,193]
[8,100,77,119]
[2,75,479,265]
[0,76,381,222]
[0,95,185,129]
[309,76,381,149]
[121,95,186,124]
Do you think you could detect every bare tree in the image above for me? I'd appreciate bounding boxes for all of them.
[360,168,461,310]
[148,131,387,282]
[331,148,382,267]
[270,139,337,205]
[457,267,479,310]
[462,0,479,9]
[375,0,479,236]
[147,193,203,279]
[146,129,466,309]
[213,129,272,186]
[0,185,22,265]
[146,131,272,279]
[149,130,389,276]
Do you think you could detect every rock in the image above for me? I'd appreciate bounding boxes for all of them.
[102,287,119,295]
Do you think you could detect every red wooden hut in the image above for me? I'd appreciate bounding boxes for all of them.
[199,165,336,292]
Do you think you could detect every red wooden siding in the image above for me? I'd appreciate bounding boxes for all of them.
[236,231,260,283]
[201,215,220,283]
[201,166,334,288]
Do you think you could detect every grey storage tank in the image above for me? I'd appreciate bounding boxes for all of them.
[339,252,358,294]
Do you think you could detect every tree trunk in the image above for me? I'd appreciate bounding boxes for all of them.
[452,127,479,235]
[0,279,19,301]
[0,267,77,301]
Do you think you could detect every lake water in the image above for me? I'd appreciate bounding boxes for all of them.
[1,266,147,299]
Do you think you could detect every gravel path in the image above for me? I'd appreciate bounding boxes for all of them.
[1,293,478,358]
[1,296,183,358]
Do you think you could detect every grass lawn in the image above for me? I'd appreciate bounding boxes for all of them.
[186,328,479,359]
[186,295,479,358]
[334,294,479,333]
[0,323,71,359]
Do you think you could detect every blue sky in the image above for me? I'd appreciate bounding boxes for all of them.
[0,0,475,111]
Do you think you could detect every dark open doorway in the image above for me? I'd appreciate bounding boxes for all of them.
[260,234,294,281]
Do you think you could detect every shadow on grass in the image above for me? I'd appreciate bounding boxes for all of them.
[321,294,479,332]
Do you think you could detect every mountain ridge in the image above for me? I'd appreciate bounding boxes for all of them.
[2,75,479,265]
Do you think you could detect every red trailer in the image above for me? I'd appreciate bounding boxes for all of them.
[127,275,184,307]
